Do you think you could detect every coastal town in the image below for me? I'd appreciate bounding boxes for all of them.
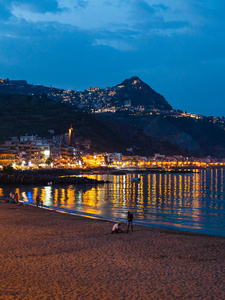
[0,126,225,171]
[1,77,225,171]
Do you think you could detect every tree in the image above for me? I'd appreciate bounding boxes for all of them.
[45,157,53,166]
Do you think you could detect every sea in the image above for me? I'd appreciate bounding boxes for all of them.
[1,168,225,237]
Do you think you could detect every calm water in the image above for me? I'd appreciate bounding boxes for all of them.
[1,169,225,237]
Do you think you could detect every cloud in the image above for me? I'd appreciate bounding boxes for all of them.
[76,0,89,9]
[93,38,135,51]
[152,4,168,11]
[1,0,224,55]
[135,0,155,15]
[4,34,20,38]
[7,0,63,14]
[8,0,198,33]
[148,26,191,37]
[10,0,130,31]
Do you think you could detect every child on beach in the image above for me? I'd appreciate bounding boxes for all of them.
[111,223,124,234]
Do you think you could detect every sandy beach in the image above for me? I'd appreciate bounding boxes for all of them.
[0,203,225,300]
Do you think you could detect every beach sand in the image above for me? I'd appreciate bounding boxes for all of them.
[0,203,225,300]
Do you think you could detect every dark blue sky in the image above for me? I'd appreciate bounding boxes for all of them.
[0,0,224,116]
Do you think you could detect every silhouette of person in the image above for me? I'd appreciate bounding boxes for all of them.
[14,193,19,204]
[36,195,40,208]
[127,211,133,232]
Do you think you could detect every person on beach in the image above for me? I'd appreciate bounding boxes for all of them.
[8,192,16,203]
[14,193,19,204]
[9,192,15,201]
[36,195,40,208]
[127,211,133,232]
[111,223,124,234]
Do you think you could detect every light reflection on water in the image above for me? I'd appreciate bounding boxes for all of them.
[1,169,225,237]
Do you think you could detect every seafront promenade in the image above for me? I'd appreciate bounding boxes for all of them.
[0,203,225,299]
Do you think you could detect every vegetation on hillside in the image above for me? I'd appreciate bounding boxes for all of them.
[1,93,225,157]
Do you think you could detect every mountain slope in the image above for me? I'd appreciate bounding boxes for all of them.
[114,76,172,110]
[0,93,184,156]
[98,113,225,157]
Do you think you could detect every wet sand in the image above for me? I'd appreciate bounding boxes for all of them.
[0,203,225,300]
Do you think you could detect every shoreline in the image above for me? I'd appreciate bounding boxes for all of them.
[3,199,225,239]
[39,204,225,239]
[1,203,225,299]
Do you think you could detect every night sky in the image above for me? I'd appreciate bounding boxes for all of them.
[0,1,224,117]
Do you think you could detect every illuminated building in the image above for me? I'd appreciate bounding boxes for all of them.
[0,150,16,166]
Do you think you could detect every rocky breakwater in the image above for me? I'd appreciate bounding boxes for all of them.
[0,172,105,185]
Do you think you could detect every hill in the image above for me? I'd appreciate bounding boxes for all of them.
[0,76,172,111]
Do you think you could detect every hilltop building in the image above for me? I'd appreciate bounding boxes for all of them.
[88,87,100,92]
